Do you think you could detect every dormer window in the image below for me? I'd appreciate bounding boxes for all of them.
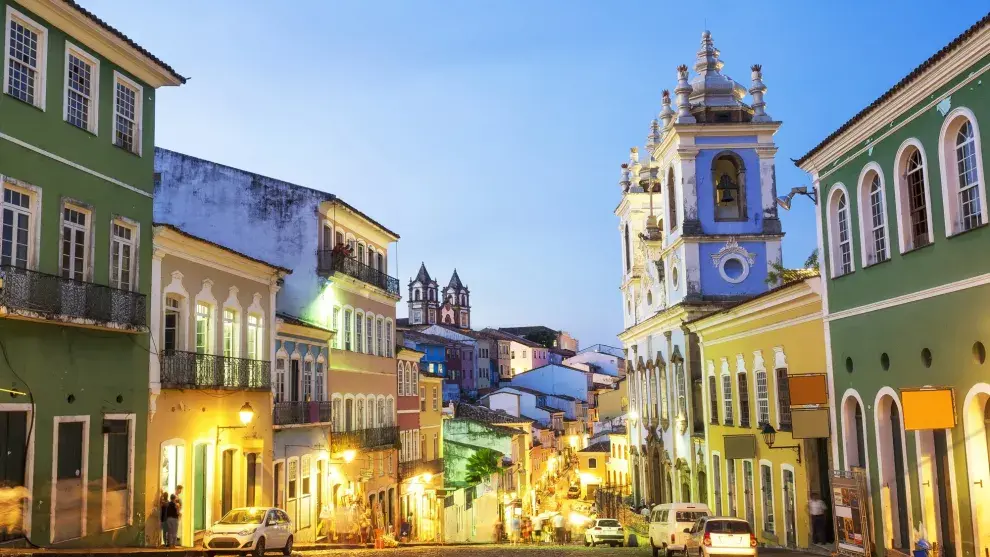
[713,153,746,220]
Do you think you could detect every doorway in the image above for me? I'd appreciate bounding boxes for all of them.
[0,410,28,541]
[221,449,234,517]
[246,453,257,507]
[290,360,300,402]
[743,460,755,530]
[193,443,208,532]
[783,468,797,547]
[274,461,285,509]
[877,395,909,550]
[963,387,990,557]
[53,420,86,542]
[933,431,956,557]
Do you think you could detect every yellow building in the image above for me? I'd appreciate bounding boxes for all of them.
[686,276,830,549]
[575,441,609,500]
[414,367,444,541]
[146,225,289,546]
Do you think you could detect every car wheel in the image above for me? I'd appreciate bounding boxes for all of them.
[253,536,266,557]
[663,544,671,557]
[652,541,660,557]
[585,536,591,547]
[282,535,293,556]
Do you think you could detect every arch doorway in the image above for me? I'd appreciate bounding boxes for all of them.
[963,385,990,557]
[876,393,909,549]
[697,471,707,505]
[842,395,867,469]
[650,447,663,505]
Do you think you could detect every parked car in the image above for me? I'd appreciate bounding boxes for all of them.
[684,516,758,557]
[649,503,712,557]
[567,484,581,498]
[585,518,625,547]
[204,507,294,557]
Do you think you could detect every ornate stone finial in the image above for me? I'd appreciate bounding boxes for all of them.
[695,30,721,76]
[659,90,674,128]
[750,64,771,122]
[647,119,662,149]
[674,65,696,124]
[630,146,639,164]
[619,163,631,192]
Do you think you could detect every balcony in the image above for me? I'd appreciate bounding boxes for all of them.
[316,251,399,296]
[0,266,147,330]
[330,426,398,452]
[160,350,271,390]
[398,458,443,479]
[273,401,332,427]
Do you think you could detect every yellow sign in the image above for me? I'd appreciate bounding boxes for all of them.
[791,408,831,439]
[901,388,956,431]
[724,435,757,460]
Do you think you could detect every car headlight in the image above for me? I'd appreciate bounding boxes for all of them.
[237,528,257,536]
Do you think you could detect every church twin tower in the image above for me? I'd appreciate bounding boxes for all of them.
[407,263,471,328]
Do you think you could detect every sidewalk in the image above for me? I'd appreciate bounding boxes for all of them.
[0,540,490,556]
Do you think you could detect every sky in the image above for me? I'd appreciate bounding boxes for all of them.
[85,0,988,346]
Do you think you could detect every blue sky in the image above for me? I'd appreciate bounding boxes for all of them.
[86,0,988,346]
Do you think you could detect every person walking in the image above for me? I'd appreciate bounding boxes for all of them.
[809,492,827,544]
[552,511,565,544]
[165,494,180,548]
[158,491,169,547]
[174,485,184,546]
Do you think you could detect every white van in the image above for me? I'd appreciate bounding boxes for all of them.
[648,503,712,557]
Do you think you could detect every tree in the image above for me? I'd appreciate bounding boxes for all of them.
[465,448,502,485]
[765,249,820,286]
[524,330,557,349]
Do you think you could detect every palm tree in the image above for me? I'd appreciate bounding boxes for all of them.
[765,249,820,286]
[465,448,502,484]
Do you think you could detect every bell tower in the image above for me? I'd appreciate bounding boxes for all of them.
[408,263,439,325]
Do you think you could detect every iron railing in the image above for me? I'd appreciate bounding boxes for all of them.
[273,401,332,426]
[316,251,400,296]
[398,458,443,479]
[160,350,270,389]
[0,265,146,328]
[330,426,398,452]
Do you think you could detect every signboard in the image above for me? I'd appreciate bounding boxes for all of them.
[788,374,829,406]
[791,408,831,439]
[901,388,956,431]
[831,469,872,557]
[723,435,757,460]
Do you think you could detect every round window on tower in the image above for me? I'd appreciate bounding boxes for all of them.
[718,254,750,284]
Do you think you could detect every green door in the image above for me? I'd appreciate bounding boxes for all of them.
[194,444,207,531]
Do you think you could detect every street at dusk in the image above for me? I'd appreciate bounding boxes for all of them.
[0,1,988,557]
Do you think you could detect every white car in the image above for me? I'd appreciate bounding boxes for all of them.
[205,507,294,557]
[585,518,624,547]
[684,517,758,557]
[649,503,712,557]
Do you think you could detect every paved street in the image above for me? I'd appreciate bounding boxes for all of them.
[295,545,823,557]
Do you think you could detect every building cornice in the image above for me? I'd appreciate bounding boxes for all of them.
[154,227,287,286]
[685,278,822,338]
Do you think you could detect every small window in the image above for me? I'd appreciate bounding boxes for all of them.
[588,457,597,469]
[432,387,438,410]
[65,44,99,132]
[4,9,47,109]
[113,73,143,154]
[287,459,297,500]
[713,153,745,220]
[110,221,136,291]
[61,206,89,281]
[164,296,181,351]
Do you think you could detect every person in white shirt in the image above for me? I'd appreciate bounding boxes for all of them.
[809,493,827,544]
[552,512,565,543]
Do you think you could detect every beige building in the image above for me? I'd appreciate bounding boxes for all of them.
[146,224,289,546]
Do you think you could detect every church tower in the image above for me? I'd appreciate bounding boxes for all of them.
[408,263,439,325]
[440,270,470,328]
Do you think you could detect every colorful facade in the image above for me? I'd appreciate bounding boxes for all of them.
[798,15,990,557]
[0,0,182,546]
[688,276,829,548]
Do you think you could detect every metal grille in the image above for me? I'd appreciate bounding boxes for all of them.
[6,18,38,105]
[330,426,398,452]
[0,265,146,327]
[316,250,399,295]
[272,401,331,426]
[160,350,271,389]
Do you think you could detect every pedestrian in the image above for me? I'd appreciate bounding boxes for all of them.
[165,494,179,548]
[533,514,543,544]
[174,485,184,546]
[510,514,521,544]
[158,491,169,547]
[641,502,651,520]
[552,511,565,543]
[810,492,827,544]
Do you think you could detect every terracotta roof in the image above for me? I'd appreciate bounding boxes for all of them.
[481,328,543,348]
[62,0,185,84]
[796,12,990,166]
[453,402,535,426]
[154,223,292,274]
[579,441,610,454]
[550,347,576,358]
[276,312,333,333]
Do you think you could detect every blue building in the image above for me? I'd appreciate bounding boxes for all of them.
[614,31,783,507]
[400,330,449,379]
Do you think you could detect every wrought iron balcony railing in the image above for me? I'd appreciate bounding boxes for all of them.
[316,251,400,296]
[0,265,147,328]
[398,458,443,479]
[330,426,398,452]
[273,401,332,426]
[160,350,271,390]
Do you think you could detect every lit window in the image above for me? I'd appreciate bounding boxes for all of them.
[222,309,238,358]
[61,206,89,281]
[164,296,181,351]
[65,45,98,132]
[2,186,33,268]
[344,309,352,351]
[110,222,135,290]
[113,73,142,154]
[355,312,364,352]
[195,303,212,354]
[4,9,46,109]
[331,307,340,348]
[246,315,262,360]
[315,361,324,401]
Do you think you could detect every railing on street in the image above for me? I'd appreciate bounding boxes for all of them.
[0,265,147,328]
[398,458,443,478]
[330,426,398,452]
[273,401,332,426]
[315,251,400,296]
[160,350,271,389]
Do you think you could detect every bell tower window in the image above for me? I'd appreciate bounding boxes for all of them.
[713,152,746,221]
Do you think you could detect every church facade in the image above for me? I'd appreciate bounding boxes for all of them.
[408,264,471,329]
[617,31,783,508]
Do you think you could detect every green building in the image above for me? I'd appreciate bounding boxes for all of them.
[797,14,990,557]
[0,0,182,546]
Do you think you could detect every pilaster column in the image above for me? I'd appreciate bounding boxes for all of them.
[149,249,165,420]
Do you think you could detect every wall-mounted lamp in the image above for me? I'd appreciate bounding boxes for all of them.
[761,423,801,463]
[775,186,818,210]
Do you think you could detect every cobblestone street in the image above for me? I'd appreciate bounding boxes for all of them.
[295,545,823,557]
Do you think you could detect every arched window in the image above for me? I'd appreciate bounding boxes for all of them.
[365,396,375,428]
[939,109,986,234]
[624,223,631,273]
[858,167,889,265]
[894,142,932,251]
[386,396,394,426]
[356,396,365,429]
[712,152,745,220]
[667,167,678,231]
[414,289,421,301]
[827,187,854,277]
[377,397,386,426]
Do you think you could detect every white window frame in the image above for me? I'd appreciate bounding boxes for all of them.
[856,164,889,266]
[101,413,135,531]
[938,108,987,236]
[303,355,314,402]
[315,356,325,401]
[163,295,184,351]
[355,310,364,353]
[63,42,99,133]
[825,185,854,277]
[222,307,240,359]
[331,306,341,349]
[109,218,138,291]
[759,460,775,534]
[195,302,213,354]
[892,139,935,253]
[51,415,90,543]
[246,314,263,360]
[112,71,143,155]
[1,179,41,270]
[386,318,393,358]
[4,7,48,110]
[721,366,734,426]
[343,306,353,351]
[59,202,92,281]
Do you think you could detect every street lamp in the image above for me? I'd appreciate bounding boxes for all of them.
[238,402,255,425]
[760,423,802,463]
[775,186,818,210]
